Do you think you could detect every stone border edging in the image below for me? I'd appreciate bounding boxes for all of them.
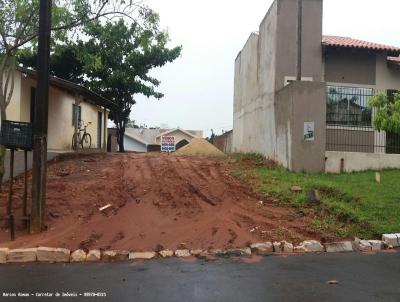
[0,235,398,264]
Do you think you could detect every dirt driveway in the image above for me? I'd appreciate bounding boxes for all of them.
[0,153,318,251]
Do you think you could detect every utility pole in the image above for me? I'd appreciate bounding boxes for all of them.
[296,0,303,81]
[30,0,52,233]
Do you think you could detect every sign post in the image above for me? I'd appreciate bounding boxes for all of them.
[161,136,175,153]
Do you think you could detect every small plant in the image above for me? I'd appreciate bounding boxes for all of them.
[234,153,278,168]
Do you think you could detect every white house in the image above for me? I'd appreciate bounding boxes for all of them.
[120,128,204,152]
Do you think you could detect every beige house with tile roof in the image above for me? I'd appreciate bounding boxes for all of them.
[119,128,203,152]
[233,0,400,173]
[5,67,117,151]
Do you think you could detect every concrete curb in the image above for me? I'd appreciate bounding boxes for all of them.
[0,235,398,264]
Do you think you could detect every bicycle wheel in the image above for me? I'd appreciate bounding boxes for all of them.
[72,133,80,151]
[81,133,92,149]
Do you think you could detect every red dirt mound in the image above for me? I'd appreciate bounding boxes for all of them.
[0,153,319,251]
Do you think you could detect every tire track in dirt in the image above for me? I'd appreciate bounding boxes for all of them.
[172,156,222,207]
[0,153,323,250]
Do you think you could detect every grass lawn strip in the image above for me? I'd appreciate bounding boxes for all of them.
[232,153,400,239]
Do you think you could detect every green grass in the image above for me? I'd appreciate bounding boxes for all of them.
[232,153,400,239]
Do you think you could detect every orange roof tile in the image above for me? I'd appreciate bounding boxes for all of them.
[322,35,400,55]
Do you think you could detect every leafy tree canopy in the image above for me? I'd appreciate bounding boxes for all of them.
[0,0,141,55]
[18,9,182,152]
[369,93,400,133]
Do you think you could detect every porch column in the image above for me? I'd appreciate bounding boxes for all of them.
[103,108,107,152]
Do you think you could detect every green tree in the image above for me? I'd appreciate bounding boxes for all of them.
[20,15,182,152]
[126,117,139,129]
[369,93,400,133]
[206,129,215,144]
[82,19,181,152]
[0,0,143,180]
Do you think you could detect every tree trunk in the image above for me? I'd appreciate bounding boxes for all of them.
[118,127,125,152]
[117,120,125,153]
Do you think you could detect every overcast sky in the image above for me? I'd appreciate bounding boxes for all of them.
[132,0,400,136]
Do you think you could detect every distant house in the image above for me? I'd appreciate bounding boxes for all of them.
[6,67,118,151]
[108,128,203,152]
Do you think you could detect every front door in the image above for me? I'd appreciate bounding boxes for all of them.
[97,111,102,149]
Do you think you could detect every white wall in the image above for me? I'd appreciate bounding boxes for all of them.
[8,71,105,151]
[325,151,400,173]
[123,136,147,152]
[5,71,22,121]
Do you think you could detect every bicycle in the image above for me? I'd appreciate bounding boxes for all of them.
[72,120,92,150]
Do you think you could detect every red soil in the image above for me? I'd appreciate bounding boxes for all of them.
[0,153,319,251]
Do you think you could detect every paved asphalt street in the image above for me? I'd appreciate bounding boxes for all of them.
[0,252,399,302]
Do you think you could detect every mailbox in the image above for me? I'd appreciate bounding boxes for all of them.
[0,120,33,150]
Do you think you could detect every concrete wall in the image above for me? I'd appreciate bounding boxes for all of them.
[233,32,272,155]
[275,0,323,90]
[326,128,374,153]
[213,131,233,153]
[275,81,326,172]
[376,52,400,91]
[232,1,278,157]
[326,151,400,173]
[233,0,324,170]
[324,49,376,85]
[324,50,400,91]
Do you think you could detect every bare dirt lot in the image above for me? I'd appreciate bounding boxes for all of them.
[0,153,320,251]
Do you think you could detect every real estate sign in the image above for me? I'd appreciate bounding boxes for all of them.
[304,122,315,141]
[161,136,176,152]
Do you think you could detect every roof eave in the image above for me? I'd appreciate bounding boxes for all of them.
[17,66,119,111]
[322,43,400,57]
[156,128,196,139]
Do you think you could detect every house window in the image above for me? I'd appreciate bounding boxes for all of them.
[326,86,373,126]
[72,104,81,127]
